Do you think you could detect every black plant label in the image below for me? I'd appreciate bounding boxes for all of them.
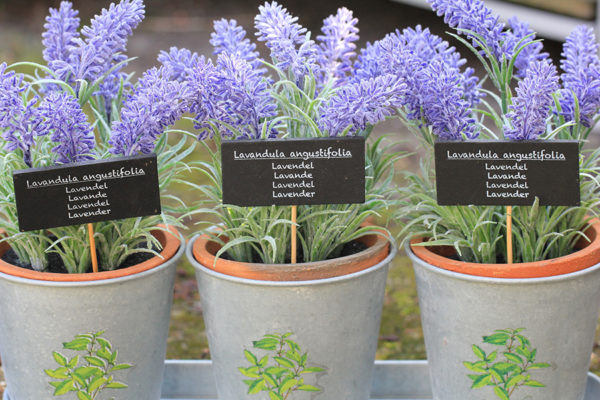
[222,137,365,206]
[434,140,580,206]
[13,154,161,231]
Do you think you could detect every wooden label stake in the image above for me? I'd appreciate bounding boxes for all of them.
[87,223,99,273]
[506,206,513,264]
[291,205,297,264]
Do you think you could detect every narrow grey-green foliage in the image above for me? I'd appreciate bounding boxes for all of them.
[397,157,504,263]
[0,150,52,270]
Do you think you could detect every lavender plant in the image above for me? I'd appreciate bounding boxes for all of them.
[0,0,194,272]
[173,2,404,263]
[393,0,600,263]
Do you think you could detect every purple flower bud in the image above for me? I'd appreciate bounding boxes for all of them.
[0,63,44,165]
[420,60,478,140]
[504,59,559,140]
[319,74,406,136]
[255,1,319,83]
[38,91,95,164]
[42,1,80,66]
[211,19,260,67]
[354,27,481,120]
[158,47,200,82]
[505,17,548,78]
[316,7,359,86]
[110,66,192,156]
[427,0,508,60]
[187,53,277,140]
[50,0,144,99]
[559,25,600,128]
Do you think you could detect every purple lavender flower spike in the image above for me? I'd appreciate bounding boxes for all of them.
[504,59,559,140]
[319,74,406,136]
[42,1,80,66]
[211,19,261,68]
[0,64,26,130]
[255,1,319,82]
[184,56,219,138]
[427,0,508,60]
[213,54,277,139]
[353,41,385,82]
[188,53,276,140]
[110,66,192,156]
[559,25,600,128]
[38,92,95,164]
[52,0,144,91]
[316,7,359,86]
[353,32,423,117]
[400,26,482,109]
[505,17,548,78]
[420,60,478,140]
[158,47,201,82]
[0,64,45,165]
[353,26,482,120]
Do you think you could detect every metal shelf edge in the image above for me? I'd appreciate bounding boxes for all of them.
[161,359,600,399]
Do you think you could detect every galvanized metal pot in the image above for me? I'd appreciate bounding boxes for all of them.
[0,228,183,400]
[407,225,600,400]
[187,233,396,400]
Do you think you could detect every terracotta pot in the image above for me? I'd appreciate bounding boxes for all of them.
[410,217,600,278]
[192,232,389,281]
[0,225,180,281]
[0,226,183,400]
[408,219,600,400]
[188,231,395,400]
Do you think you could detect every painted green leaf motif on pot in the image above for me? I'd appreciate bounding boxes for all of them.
[46,331,133,399]
[464,328,551,400]
[63,339,90,351]
[494,386,510,400]
[483,333,510,346]
[240,332,326,398]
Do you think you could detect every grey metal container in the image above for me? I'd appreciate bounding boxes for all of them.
[0,235,183,400]
[187,234,396,400]
[407,243,600,400]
